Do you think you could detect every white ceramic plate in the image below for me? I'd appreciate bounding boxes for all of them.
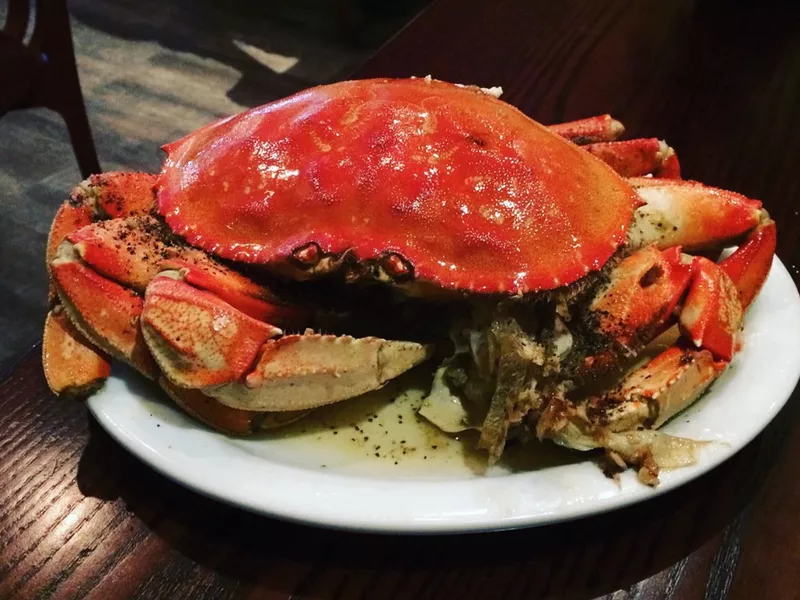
[87,257,800,534]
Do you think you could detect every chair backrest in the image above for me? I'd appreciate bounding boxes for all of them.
[3,0,71,54]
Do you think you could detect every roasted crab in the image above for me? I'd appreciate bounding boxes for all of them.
[43,78,776,483]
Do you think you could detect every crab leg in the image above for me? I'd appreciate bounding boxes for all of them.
[549,115,625,144]
[582,139,681,179]
[592,346,726,432]
[51,241,158,378]
[549,116,681,178]
[540,345,724,441]
[538,343,725,485]
[44,173,159,393]
[46,172,157,268]
[43,309,111,396]
[212,333,433,412]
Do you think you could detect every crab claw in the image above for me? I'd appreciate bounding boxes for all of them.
[43,174,160,395]
[141,272,283,389]
[43,310,111,396]
[588,245,695,357]
[208,333,433,412]
[45,174,158,307]
[628,178,764,252]
[142,270,433,412]
[680,257,744,361]
[546,204,773,481]
[720,219,777,310]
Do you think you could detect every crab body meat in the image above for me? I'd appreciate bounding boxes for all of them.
[42,78,777,483]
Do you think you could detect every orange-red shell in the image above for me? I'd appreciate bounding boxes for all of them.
[157,78,639,294]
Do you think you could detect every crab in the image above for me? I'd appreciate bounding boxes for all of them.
[43,78,776,483]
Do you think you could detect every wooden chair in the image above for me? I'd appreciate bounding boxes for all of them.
[1,0,100,177]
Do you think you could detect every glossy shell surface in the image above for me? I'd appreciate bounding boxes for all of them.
[157,78,639,293]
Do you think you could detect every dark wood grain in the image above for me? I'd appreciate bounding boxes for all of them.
[0,348,793,599]
[2,0,800,598]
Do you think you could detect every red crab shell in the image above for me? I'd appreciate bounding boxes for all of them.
[157,78,640,294]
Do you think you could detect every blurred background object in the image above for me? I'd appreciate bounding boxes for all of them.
[0,0,428,369]
[1,0,99,177]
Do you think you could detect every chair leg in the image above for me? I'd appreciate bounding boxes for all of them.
[33,0,101,177]
[57,83,101,178]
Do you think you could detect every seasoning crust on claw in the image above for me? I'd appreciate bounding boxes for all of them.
[43,77,777,485]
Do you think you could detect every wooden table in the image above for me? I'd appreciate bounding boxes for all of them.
[3,0,800,597]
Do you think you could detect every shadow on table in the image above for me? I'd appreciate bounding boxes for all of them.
[68,0,427,109]
[75,400,791,599]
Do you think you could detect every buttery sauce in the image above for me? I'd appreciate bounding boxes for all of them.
[249,365,581,479]
[131,362,580,479]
